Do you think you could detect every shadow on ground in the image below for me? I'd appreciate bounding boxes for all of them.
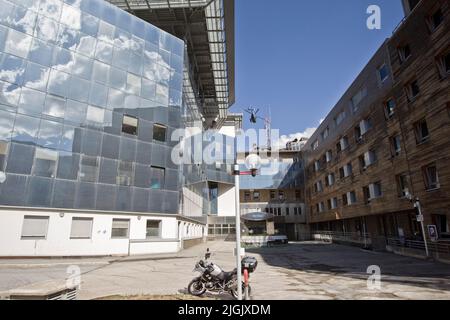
[246,242,450,292]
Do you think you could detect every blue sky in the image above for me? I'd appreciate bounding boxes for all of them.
[230,0,404,141]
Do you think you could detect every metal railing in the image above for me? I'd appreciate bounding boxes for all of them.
[387,238,450,258]
[311,231,371,246]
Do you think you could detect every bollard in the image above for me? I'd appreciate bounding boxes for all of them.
[243,268,249,300]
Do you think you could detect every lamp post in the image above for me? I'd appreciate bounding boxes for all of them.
[233,164,243,300]
[406,192,429,257]
[233,159,259,301]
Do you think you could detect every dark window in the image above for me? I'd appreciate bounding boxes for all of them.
[286,208,290,216]
[253,191,260,201]
[33,148,57,178]
[398,44,411,63]
[396,174,409,197]
[342,194,348,206]
[146,220,161,238]
[414,119,430,144]
[153,124,167,143]
[428,8,444,31]
[270,190,275,200]
[385,99,396,118]
[378,64,389,82]
[150,166,165,189]
[363,186,371,204]
[79,156,99,182]
[117,161,133,186]
[422,164,440,190]
[408,0,420,12]
[122,115,138,135]
[391,135,402,156]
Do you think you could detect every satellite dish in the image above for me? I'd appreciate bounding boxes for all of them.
[0,171,6,184]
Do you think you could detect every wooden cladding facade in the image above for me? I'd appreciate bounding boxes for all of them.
[304,0,450,239]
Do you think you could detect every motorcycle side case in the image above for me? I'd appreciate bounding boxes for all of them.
[241,256,258,273]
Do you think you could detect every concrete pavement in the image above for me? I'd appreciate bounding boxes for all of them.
[1,241,450,300]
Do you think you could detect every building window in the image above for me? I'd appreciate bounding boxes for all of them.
[396,173,410,198]
[321,127,330,140]
[117,161,134,186]
[294,207,298,215]
[79,156,99,183]
[405,79,420,102]
[436,52,450,79]
[348,191,357,205]
[32,148,58,178]
[70,218,93,239]
[153,124,167,143]
[398,44,411,63]
[414,119,430,144]
[351,87,367,112]
[146,220,161,238]
[253,191,260,201]
[337,136,349,152]
[286,208,290,216]
[326,173,335,187]
[378,64,389,83]
[334,110,346,126]
[0,141,8,171]
[311,139,319,151]
[427,8,444,32]
[122,115,138,135]
[295,190,301,200]
[314,160,321,172]
[391,135,402,156]
[354,119,371,142]
[278,191,285,201]
[21,216,49,240]
[331,197,338,209]
[422,164,440,190]
[244,191,251,201]
[407,0,420,12]
[370,182,382,200]
[384,99,396,119]
[314,180,323,193]
[111,219,130,238]
[363,186,371,204]
[150,166,165,189]
[359,149,377,171]
[270,190,275,200]
[325,150,332,163]
[340,163,352,178]
[342,194,348,206]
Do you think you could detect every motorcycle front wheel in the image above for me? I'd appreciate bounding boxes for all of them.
[231,283,252,300]
[188,279,207,296]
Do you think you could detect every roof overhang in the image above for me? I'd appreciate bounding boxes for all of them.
[107,0,235,125]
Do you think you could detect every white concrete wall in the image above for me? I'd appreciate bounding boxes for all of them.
[182,186,203,217]
[217,184,236,217]
[0,209,204,257]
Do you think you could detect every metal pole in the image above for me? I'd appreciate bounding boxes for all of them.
[416,201,429,257]
[234,164,242,300]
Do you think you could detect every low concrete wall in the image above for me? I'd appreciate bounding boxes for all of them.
[182,237,204,249]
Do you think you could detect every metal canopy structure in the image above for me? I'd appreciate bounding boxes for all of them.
[107,0,235,127]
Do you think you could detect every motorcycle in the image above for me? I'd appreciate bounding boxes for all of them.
[187,248,258,300]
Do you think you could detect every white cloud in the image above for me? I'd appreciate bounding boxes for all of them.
[272,119,322,151]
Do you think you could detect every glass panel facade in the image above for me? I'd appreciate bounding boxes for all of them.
[0,0,183,214]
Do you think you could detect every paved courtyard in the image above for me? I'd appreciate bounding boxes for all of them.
[1,241,450,300]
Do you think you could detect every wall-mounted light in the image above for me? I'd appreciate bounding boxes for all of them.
[137,216,142,221]
[59,212,65,218]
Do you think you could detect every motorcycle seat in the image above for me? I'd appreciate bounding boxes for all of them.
[223,269,237,282]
